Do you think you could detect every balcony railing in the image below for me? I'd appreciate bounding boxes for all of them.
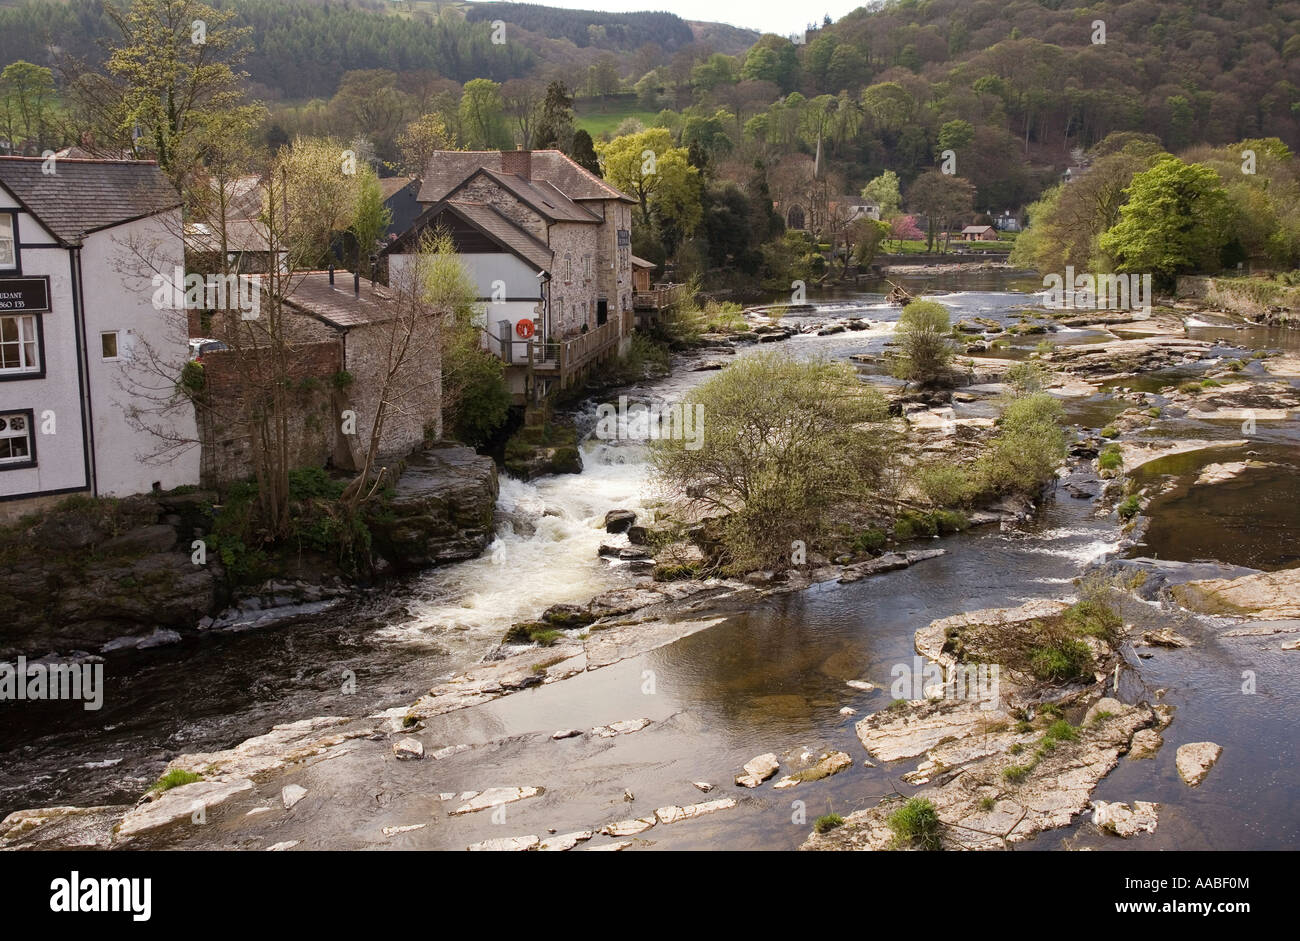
[481,310,631,387]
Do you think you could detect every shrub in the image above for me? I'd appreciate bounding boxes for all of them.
[853,528,887,553]
[917,464,974,507]
[1100,425,1118,438]
[892,300,955,386]
[445,347,511,447]
[887,798,942,850]
[151,769,202,793]
[972,393,1067,497]
[1063,600,1122,641]
[1118,495,1141,520]
[1098,445,1123,471]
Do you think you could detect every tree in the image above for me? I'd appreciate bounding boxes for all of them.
[501,78,544,148]
[847,217,890,270]
[570,129,601,175]
[892,300,954,386]
[397,112,455,176]
[0,61,56,153]
[1099,157,1232,288]
[906,170,974,252]
[597,127,701,239]
[861,169,902,217]
[349,167,391,273]
[888,213,923,249]
[534,80,575,151]
[458,78,510,149]
[651,352,895,571]
[104,0,260,185]
[328,69,410,161]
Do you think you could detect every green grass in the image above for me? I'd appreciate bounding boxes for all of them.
[574,100,660,137]
[814,812,845,833]
[1118,495,1141,521]
[1098,444,1123,471]
[150,769,202,793]
[886,797,943,850]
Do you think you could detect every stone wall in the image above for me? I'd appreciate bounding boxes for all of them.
[196,340,343,487]
[548,221,599,337]
[459,177,547,241]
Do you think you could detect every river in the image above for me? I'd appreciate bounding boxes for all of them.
[3,270,1297,850]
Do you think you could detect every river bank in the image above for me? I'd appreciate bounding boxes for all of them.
[4,273,1297,851]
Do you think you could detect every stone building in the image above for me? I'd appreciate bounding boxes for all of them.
[383,149,637,401]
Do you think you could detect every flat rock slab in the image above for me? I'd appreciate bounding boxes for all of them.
[165,716,367,779]
[654,798,737,824]
[1118,439,1247,474]
[467,835,540,851]
[773,752,852,788]
[735,753,780,788]
[601,816,657,836]
[280,784,308,809]
[1174,567,1300,620]
[116,778,254,840]
[1092,800,1160,837]
[539,830,594,851]
[1176,742,1222,787]
[806,704,1155,851]
[448,787,543,816]
[0,805,130,850]
[591,718,652,738]
[857,698,1013,763]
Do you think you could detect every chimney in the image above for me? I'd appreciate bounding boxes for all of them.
[353,269,360,296]
[501,146,531,181]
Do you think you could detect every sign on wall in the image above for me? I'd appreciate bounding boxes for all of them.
[0,277,50,313]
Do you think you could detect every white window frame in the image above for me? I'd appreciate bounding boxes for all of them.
[101,330,120,361]
[0,411,34,465]
[0,313,40,374]
[0,213,15,272]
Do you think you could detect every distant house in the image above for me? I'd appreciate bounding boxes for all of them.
[630,255,655,294]
[961,225,999,241]
[0,156,198,521]
[379,176,421,241]
[383,148,638,402]
[838,198,881,222]
[994,210,1021,233]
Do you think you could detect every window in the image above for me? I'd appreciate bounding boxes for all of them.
[101,331,119,360]
[0,411,34,466]
[0,314,39,373]
[0,213,15,271]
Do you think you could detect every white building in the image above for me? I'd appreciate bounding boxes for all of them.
[0,156,199,521]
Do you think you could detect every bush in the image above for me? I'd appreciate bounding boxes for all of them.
[1118,495,1141,520]
[853,528,887,553]
[652,352,895,571]
[151,769,202,793]
[916,464,974,507]
[1098,444,1123,471]
[972,393,1067,497]
[887,797,942,850]
[1100,425,1119,438]
[445,347,511,447]
[892,300,955,386]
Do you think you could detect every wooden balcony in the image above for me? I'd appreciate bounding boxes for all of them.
[482,310,632,398]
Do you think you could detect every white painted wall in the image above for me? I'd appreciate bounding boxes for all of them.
[0,191,87,500]
[84,211,199,495]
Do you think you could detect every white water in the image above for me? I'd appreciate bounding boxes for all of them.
[375,434,658,651]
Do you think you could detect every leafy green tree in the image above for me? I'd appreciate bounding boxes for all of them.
[906,170,974,252]
[349,167,391,274]
[1099,157,1232,288]
[458,78,510,149]
[535,80,575,151]
[0,60,55,153]
[937,119,974,154]
[397,112,455,176]
[740,35,799,92]
[597,127,701,237]
[861,170,902,217]
[651,352,895,571]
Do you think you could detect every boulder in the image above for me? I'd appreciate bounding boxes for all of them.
[735,753,780,788]
[392,737,424,760]
[1092,800,1160,837]
[604,509,637,534]
[1176,742,1222,786]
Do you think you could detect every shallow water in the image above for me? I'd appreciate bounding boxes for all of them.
[4,273,1298,851]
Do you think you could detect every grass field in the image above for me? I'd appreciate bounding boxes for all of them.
[574,99,660,138]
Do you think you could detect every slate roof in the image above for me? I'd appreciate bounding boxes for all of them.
[382,199,553,272]
[281,271,401,330]
[417,149,633,205]
[0,156,181,245]
[469,167,601,223]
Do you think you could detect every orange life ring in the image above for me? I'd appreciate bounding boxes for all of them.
[515,319,536,339]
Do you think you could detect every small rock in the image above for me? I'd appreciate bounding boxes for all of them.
[735,752,780,788]
[1176,742,1222,787]
[692,782,714,793]
[539,830,594,851]
[846,680,874,691]
[266,841,300,851]
[654,798,737,824]
[467,835,540,851]
[281,784,308,809]
[601,816,656,836]
[604,510,637,534]
[623,789,635,802]
[1083,696,1124,726]
[381,823,426,837]
[839,707,856,716]
[392,737,424,760]
[1128,728,1163,759]
[1141,628,1191,648]
[1092,800,1160,837]
[552,729,582,740]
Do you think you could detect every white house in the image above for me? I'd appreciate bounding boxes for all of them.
[0,156,199,521]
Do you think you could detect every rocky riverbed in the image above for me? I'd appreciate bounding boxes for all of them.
[4,273,1298,852]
